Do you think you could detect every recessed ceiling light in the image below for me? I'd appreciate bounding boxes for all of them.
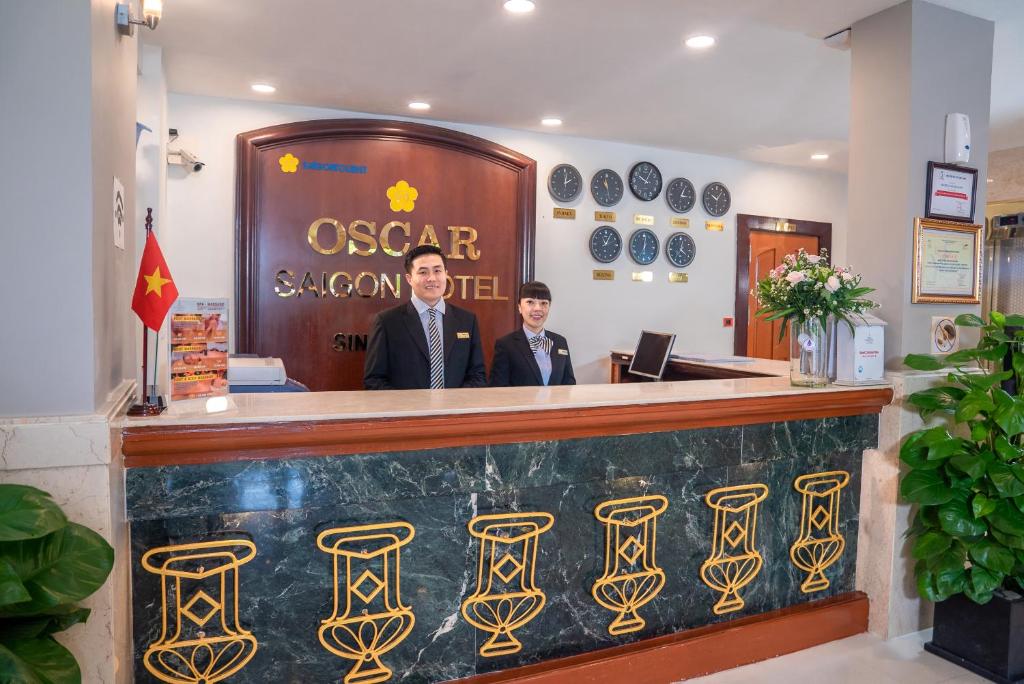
[810,153,829,160]
[504,0,535,13]
[541,117,562,127]
[408,101,431,111]
[251,83,276,94]
[685,35,716,49]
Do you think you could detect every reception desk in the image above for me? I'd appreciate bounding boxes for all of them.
[121,376,891,683]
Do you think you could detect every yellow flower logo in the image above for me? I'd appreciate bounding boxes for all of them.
[279,153,300,173]
[386,180,419,212]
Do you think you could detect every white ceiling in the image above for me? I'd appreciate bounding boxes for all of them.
[148,0,1024,173]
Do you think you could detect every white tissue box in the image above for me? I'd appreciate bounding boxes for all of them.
[227,357,286,385]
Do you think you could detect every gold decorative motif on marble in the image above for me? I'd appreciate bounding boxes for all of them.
[790,471,850,593]
[461,512,554,657]
[699,484,769,615]
[592,495,668,635]
[140,539,259,684]
[317,522,416,684]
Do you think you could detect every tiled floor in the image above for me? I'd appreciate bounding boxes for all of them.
[683,629,989,683]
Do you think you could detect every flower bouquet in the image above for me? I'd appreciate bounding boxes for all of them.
[756,248,876,386]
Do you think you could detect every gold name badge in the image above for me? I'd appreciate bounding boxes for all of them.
[557,349,569,355]
[632,271,654,282]
[706,220,724,232]
[457,331,470,339]
[553,208,576,219]
[594,211,616,222]
[633,214,654,226]
[670,217,690,228]
[592,270,615,280]
[669,272,689,283]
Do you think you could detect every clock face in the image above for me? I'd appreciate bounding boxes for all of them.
[628,161,663,201]
[666,177,696,214]
[628,228,659,265]
[589,225,622,263]
[665,232,696,268]
[701,181,731,217]
[548,163,583,203]
[590,169,624,207]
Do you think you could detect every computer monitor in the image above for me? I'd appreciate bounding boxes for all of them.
[628,331,677,380]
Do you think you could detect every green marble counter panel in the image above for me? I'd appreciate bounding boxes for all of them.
[127,414,877,683]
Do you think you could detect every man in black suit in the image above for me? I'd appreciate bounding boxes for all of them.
[363,244,487,390]
[490,281,575,387]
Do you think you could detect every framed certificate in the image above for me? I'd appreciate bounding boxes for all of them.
[912,218,983,304]
[925,161,977,222]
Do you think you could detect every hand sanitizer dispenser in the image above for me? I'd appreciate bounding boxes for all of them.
[835,314,887,385]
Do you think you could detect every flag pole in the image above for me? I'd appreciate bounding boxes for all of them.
[128,209,166,416]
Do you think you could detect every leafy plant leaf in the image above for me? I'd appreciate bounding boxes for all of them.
[938,500,988,537]
[955,313,985,327]
[990,501,1024,537]
[901,469,955,505]
[990,526,1024,550]
[912,531,952,560]
[0,636,80,683]
[0,606,91,640]
[949,453,986,480]
[956,392,996,422]
[0,486,66,543]
[0,523,113,616]
[904,354,946,371]
[915,564,941,602]
[0,559,29,609]
[1005,314,1024,327]
[989,463,1024,498]
[973,493,997,519]
[970,539,1017,574]
[932,549,969,597]
[969,564,1003,595]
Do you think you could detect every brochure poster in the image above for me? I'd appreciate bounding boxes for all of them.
[169,298,229,401]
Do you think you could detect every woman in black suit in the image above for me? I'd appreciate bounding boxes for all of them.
[490,281,575,387]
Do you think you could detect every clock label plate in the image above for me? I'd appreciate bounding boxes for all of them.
[592,270,615,280]
[595,211,616,222]
[633,214,654,226]
[670,217,689,228]
[669,272,689,283]
[553,208,576,220]
[631,271,654,282]
[705,220,724,232]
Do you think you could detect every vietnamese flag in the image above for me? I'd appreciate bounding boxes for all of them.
[131,231,179,331]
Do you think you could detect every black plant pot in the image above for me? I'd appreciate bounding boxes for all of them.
[925,590,1024,683]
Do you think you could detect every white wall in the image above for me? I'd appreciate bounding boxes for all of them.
[163,93,848,384]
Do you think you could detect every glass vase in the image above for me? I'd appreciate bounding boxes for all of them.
[790,318,829,387]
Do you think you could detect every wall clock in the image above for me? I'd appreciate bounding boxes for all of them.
[589,225,622,263]
[628,161,662,201]
[665,232,696,268]
[628,228,659,265]
[591,168,624,207]
[701,181,731,217]
[549,163,583,203]
[666,177,696,214]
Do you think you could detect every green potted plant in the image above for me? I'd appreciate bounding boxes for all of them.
[0,484,114,683]
[755,247,876,387]
[901,311,1024,683]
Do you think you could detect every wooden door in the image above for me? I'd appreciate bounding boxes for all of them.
[746,232,820,360]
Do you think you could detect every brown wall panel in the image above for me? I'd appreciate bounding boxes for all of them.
[237,120,536,390]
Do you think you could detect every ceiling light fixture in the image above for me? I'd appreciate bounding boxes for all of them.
[408,101,431,111]
[504,0,536,14]
[541,118,562,127]
[685,35,716,49]
[251,84,276,94]
[115,0,162,35]
[810,153,829,161]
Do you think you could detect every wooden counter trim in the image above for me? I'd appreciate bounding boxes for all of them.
[122,388,892,468]
[453,591,868,684]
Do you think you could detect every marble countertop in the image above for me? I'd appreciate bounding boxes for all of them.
[120,368,889,428]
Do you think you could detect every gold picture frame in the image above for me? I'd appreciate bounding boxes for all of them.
[912,217,983,304]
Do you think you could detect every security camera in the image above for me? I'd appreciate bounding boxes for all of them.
[167,148,205,172]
